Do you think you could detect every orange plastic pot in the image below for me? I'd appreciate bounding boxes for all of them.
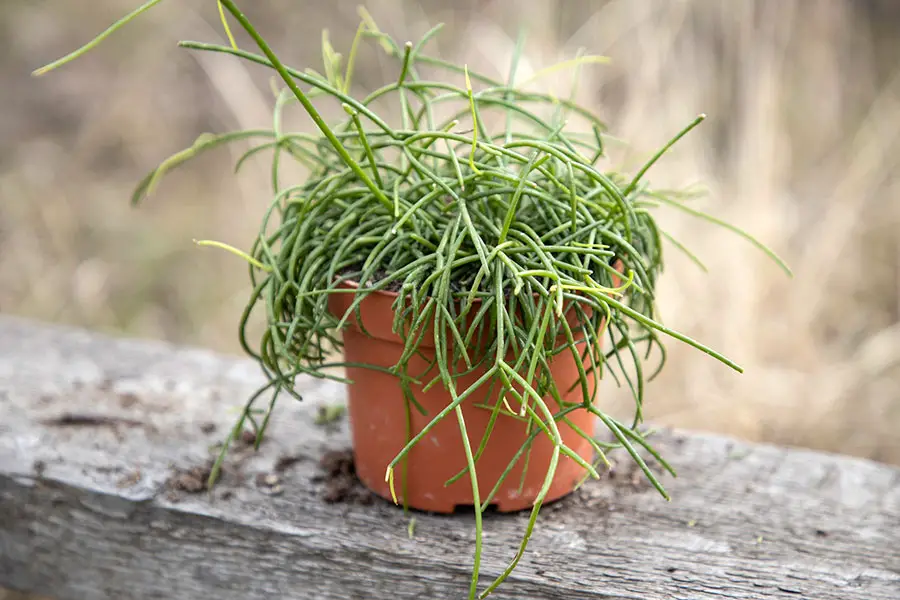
[328,282,613,514]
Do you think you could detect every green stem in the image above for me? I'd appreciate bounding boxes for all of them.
[217,0,394,214]
[623,114,705,197]
[33,0,166,76]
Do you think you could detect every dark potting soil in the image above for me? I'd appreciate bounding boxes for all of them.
[338,267,405,293]
[339,253,622,299]
[317,448,375,505]
[339,266,519,296]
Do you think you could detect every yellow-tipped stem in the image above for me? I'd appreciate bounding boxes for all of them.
[385,466,398,504]
[194,240,272,273]
[217,1,239,51]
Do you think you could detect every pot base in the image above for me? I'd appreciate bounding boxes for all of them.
[352,447,594,514]
[340,332,598,514]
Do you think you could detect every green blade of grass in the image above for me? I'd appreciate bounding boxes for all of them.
[33,0,167,76]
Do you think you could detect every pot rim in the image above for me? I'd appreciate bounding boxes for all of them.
[331,258,625,304]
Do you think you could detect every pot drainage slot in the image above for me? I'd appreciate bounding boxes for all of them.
[452,503,500,515]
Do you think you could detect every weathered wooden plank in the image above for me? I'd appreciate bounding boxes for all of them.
[0,316,898,600]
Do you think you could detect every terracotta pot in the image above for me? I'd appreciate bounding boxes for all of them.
[328,278,615,514]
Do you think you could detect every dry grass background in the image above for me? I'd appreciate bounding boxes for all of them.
[2,0,899,469]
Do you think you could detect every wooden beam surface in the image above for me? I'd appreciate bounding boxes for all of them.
[1,316,898,599]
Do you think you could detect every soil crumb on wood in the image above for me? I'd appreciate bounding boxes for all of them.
[274,454,307,472]
[551,455,670,514]
[41,413,153,440]
[317,449,374,505]
[42,413,144,429]
[604,459,654,492]
[166,463,213,496]
[239,429,258,446]
[117,392,140,408]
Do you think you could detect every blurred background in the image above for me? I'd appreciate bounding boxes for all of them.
[1,0,899,480]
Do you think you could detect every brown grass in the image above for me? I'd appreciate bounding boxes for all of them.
[2,0,899,465]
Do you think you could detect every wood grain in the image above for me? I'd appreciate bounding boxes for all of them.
[1,316,898,599]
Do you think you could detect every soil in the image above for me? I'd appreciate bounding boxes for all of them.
[273,454,307,472]
[166,463,212,495]
[40,412,155,441]
[316,448,374,505]
[42,413,145,429]
[338,267,405,293]
[604,458,654,492]
[117,392,139,408]
[239,429,258,446]
[338,256,624,303]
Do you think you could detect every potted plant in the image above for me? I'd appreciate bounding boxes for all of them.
[35,2,790,597]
